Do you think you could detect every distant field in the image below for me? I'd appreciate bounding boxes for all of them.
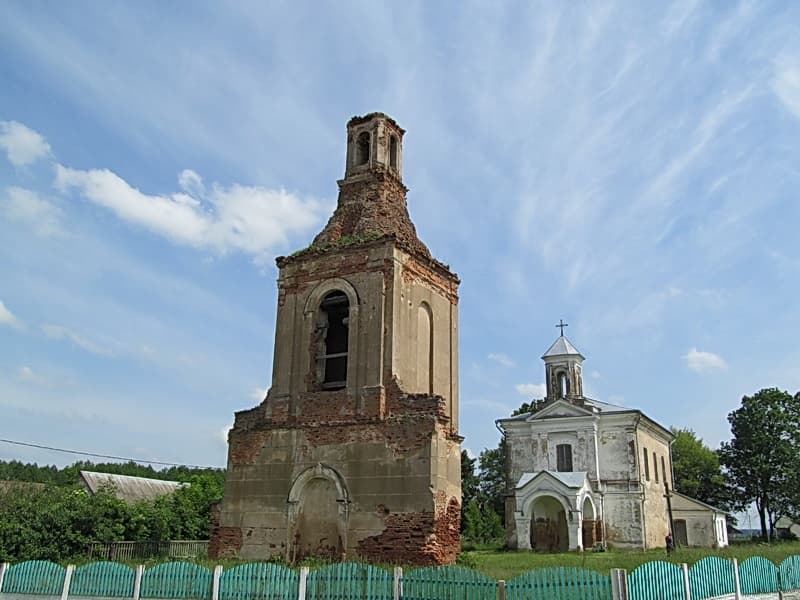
[461,541,800,580]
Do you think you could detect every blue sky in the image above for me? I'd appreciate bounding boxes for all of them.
[1,1,799,474]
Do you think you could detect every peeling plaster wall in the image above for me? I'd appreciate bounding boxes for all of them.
[503,409,675,550]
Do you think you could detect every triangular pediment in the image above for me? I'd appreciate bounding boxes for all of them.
[528,399,594,420]
[516,470,591,493]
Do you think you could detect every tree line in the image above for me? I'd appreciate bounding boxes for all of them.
[0,460,224,562]
[460,388,800,544]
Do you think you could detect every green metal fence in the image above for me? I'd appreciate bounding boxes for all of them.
[219,563,298,600]
[687,556,734,600]
[140,562,213,599]
[402,565,495,600]
[628,561,685,600]
[506,566,611,600]
[2,560,66,595]
[69,561,136,597]
[305,563,392,600]
[3,554,800,600]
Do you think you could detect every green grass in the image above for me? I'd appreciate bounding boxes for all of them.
[63,540,800,581]
[460,541,800,580]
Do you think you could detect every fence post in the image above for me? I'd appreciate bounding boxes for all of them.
[393,567,402,600]
[732,558,742,600]
[497,579,506,600]
[298,566,309,600]
[611,569,628,600]
[0,562,8,594]
[211,565,223,600]
[681,563,691,600]
[133,565,144,600]
[61,565,74,600]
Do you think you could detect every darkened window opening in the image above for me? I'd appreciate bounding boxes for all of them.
[654,451,659,483]
[556,444,573,472]
[356,132,370,166]
[661,455,667,485]
[389,135,398,169]
[643,447,650,481]
[319,291,349,390]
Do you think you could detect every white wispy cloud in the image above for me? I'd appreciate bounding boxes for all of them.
[683,348,728,373]
[0,300,24,330]
[2,187,63,236]
[54,164,326,261]
[773,56,800,120]
[0,121,52,166]
[17,366,47,385]
[487,352,515,367]
[515,383,547,398]
[41,323,115,357]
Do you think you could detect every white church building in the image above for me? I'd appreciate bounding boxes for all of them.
[497,330,727,551]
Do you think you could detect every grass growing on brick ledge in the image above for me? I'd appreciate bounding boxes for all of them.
[460,540,800,580]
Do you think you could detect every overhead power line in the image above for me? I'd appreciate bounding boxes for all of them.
[0,438,219,470]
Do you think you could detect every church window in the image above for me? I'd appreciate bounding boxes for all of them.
[389,135,398,169]
[356,132,371,165]
[318,291,349,389]
[556,444,573,472]
[654,451,659,483]
[643,447,650,481]
[661,455,668,484]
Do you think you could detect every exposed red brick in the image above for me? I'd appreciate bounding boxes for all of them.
[356,496,460,565]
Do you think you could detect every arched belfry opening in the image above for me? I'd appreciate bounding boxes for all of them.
[389,135,399,169]
[316,291,349,390]
[355,131,371,166]
[557,371,568,399]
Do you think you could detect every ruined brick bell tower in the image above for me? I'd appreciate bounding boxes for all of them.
[210,113,462,564]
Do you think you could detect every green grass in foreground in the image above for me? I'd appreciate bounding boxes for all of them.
[69,540,800,581]
[460,541,800,580]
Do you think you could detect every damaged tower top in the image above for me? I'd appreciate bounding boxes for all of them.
[211,112,463,565]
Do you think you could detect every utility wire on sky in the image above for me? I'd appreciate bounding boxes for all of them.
[0,438,219,469]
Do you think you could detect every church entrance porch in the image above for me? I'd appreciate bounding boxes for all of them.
[530,495,568,552]
[513,471,600,552]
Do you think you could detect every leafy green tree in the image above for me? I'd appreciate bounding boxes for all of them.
[671,428,730,510]
[478,438,507,519]
[719,388,800,540]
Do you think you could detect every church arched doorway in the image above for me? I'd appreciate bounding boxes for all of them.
[581,495,601,548]
[529,495,568,552]
[287,464,349,563]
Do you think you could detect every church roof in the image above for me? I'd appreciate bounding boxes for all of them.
[516,470,589,490]
[499,397,637,422]
[542,335,584,359]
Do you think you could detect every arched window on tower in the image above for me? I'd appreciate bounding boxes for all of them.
[389,135,398,169]
[317,291,349,389]
[557,372,569,399]
[356,132,371,166]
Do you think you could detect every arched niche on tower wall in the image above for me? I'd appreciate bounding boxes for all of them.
[286,463,350,563]
[417,301,433,394]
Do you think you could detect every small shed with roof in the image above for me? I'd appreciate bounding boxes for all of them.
[79,471,184,503]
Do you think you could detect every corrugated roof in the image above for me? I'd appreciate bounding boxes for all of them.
[542,336,584,359]
[79,471,184,503]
